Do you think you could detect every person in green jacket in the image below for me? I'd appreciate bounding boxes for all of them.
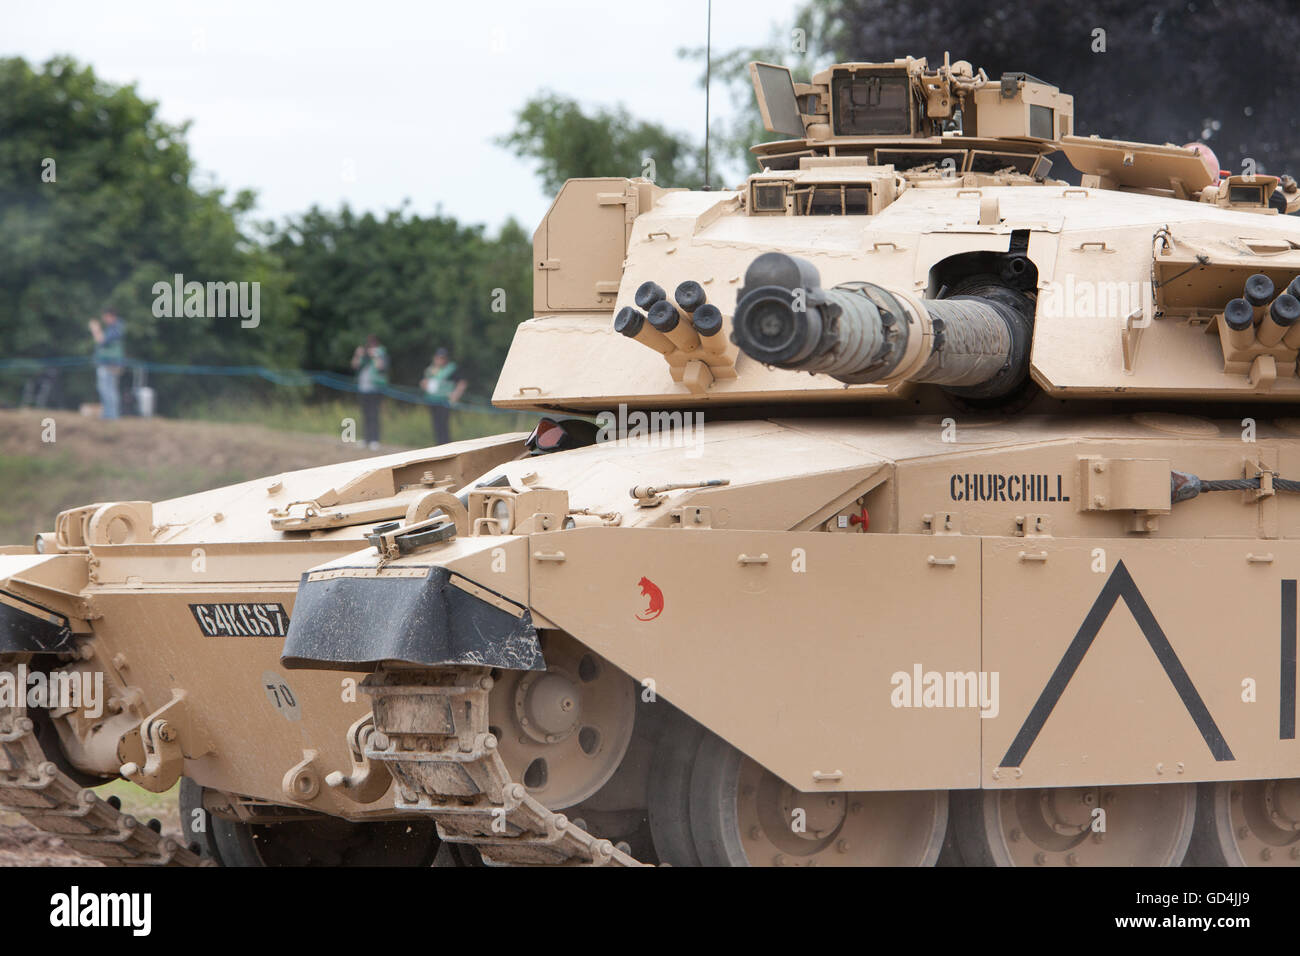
[88,308,125,419]
[420,347,467,446]
[351,334,388,449]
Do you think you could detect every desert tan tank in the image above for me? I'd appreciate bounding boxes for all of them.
[7,53,1300,867]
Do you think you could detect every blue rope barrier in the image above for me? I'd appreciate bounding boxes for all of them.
[0,356,514,415]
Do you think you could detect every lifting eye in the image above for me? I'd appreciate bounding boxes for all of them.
[490,498,512,527]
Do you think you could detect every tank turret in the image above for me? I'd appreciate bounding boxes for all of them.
[495,53,1300,412]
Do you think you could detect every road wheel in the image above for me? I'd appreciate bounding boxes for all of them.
[682,732,947,866]
[646,713,706,866]
[1187,779,1300,866]
[952,784,1196,866]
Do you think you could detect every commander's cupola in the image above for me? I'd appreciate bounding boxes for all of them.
[742,56,1069,216]
[750,55,1073,146]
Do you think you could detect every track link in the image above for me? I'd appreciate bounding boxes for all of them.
[0,665,207,867]
[362,667,642,866]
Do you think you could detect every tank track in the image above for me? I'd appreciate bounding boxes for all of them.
[362,668,642,866]
[0,664,207,867]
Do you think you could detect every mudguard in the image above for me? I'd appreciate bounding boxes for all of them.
[0,555,79,654]
[0,595,73,653]
[281,565,543,672]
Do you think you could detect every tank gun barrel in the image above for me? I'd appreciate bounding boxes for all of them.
[730,253,1033,399]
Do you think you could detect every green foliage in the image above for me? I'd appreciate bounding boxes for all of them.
[497,93,704,193]
[0,57,303,408]
[0,56,532,412]
[268,206,532,394]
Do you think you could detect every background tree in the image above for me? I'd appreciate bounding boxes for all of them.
[498,93,703,192]
[269,206,532,395]
[0,56,530,411]
[0,56,302,407]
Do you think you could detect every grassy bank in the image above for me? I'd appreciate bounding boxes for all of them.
[0,403,535,543]
[179,395,536,447]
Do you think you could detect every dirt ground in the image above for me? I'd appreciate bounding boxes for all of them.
[0,822,189,867]
[0,782,185,866]
[0,822,103,866]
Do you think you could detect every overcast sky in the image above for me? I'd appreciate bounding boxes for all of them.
[6,0,801,233]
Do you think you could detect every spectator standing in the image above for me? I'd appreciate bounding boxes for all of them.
[420,347,467,445]
[88,309,125,419]
[351,334,388,449]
